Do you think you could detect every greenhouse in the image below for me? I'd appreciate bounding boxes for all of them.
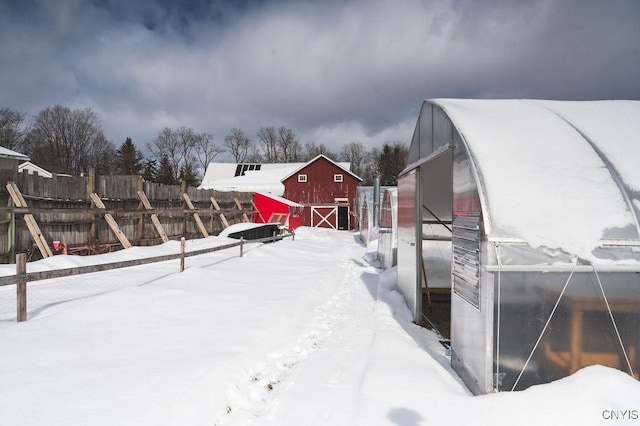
[356,184,392,246]
[356,186,375,245]
[397,99,640,394]
[377,187,398,269]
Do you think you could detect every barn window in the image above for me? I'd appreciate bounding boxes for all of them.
[334,174,343,182]
[298,174,307,182]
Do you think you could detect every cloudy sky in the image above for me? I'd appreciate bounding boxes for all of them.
[1,0,639,159]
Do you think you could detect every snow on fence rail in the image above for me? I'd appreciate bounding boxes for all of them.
[0,232,294,322]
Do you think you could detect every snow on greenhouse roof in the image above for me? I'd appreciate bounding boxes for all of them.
[433,99,640,259]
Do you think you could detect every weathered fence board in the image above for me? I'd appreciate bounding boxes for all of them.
[0,171,254,263]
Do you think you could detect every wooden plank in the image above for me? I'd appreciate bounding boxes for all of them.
[234,197,250,223]
[6,183,25,208]
[89,193,132,249]
[136,177,144,241]
[210,196,230,228]
[182,193,209,238]
[16,253,26,322]
[251,200,266,223]
[137,191,169,243]
[6,183,53,258]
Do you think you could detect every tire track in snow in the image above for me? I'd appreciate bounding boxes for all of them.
[213,241,364,426]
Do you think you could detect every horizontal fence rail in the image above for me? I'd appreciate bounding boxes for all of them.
[1,232,294,322]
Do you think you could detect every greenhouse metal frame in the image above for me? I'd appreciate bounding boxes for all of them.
[397,99,640,394]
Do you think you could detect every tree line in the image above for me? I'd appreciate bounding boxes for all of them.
[1,105,408,186]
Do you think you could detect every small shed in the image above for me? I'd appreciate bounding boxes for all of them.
[398,99,640,394]
[282,155,362,230]
[253,191,304,231]
[377,187,398,269]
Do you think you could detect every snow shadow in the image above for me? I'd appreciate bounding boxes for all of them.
[387,407,424,426]
[368,266,468,392]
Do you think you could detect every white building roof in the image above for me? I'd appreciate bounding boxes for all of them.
[0,146,29,161]
[18,161,52,178]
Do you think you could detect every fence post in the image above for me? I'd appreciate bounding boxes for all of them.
[16,253,26,322]
[180,237,185,272]
[240,237,244,257]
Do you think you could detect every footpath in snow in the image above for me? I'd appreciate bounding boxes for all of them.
[0,227,638,426]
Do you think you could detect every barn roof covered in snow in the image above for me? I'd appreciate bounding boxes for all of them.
[199,158,353,195]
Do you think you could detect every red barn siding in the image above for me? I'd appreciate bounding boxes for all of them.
[283,156,361,229]
[253,192,303,231]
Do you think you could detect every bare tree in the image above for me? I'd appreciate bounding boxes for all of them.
[24,105,115,175]
[89,133,117,175]
[175,126,199,173]
[277,126,301,162]
[147,126,215,184]
[246,145,263,162]
[340,142,370,178]
[193,132,223,170]
[257,126,279,163]
[223,128,251,162]
[146,127,181,181]
[0,108,30,151]
[303,141,336,161]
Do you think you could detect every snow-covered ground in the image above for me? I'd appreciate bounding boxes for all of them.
[1,228,638,425]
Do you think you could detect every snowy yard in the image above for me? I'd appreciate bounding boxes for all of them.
[1,228,638,425]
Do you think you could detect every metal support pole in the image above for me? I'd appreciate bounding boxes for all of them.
[373,175,381,228]
[240,237,244,257]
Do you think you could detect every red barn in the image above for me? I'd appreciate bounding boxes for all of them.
[282,155,362,230]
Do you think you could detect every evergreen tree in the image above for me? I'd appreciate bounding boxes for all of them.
[115,137,143,175]
[157,155,177,185]
[141,158,158,182]
[375,142,408,186]
[179,162,201,187]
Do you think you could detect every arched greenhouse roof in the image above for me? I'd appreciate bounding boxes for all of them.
[416,99,640,259]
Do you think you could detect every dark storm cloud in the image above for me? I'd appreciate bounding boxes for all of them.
[0,0,638,155]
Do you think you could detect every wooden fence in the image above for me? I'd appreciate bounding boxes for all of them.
[0,169,255,263]
[1,232,294,322]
